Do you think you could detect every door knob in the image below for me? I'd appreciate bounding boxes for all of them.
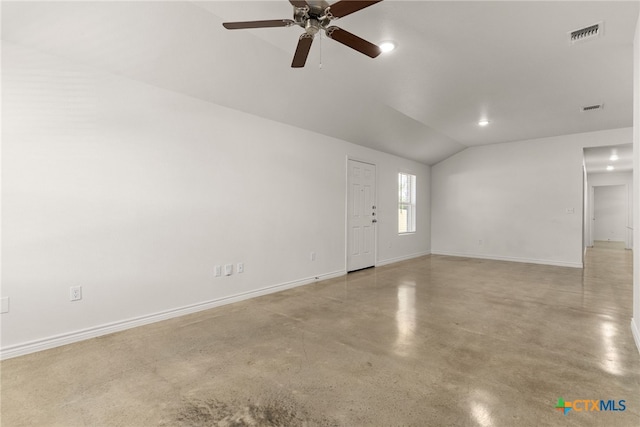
[372,219,377,223]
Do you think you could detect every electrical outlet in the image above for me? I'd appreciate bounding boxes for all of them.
[1,297,9,314]
[70,286,82,302]
[214,265,222,277]
[224,264,233,276]
[237,263,244,273]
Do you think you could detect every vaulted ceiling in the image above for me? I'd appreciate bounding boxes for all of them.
[2,1,638,164]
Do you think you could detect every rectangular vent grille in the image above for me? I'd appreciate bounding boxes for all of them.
[570,22,602,44]
[581,104,603,112]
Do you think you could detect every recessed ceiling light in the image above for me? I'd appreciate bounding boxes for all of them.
[478,120,490,127]
[606,165,614,171]
[609,154,619,161]
[379,41,396,53]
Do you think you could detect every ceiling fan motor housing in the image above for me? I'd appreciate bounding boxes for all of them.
[304,1,331,17]
[296,0,331,35]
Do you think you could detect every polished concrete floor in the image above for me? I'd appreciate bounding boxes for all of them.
[2,245,639,426]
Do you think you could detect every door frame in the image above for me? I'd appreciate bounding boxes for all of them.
[345,157,378,272]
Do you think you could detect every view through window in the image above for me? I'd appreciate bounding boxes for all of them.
[398,173,416,233]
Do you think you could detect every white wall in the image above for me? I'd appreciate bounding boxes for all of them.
[587,172,633,248]
[0,42,431,358]
[632,9,640,355]
[582,165,589,256]
[431,128,633,268]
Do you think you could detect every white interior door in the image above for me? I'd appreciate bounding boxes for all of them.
[593,184,627,243]
[347,159,376,272]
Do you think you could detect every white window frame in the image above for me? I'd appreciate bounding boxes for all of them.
[398,172,416,234]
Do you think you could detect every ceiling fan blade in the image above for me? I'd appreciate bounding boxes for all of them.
[289,0,309,8]
[326,26,381,58]
[292,34,314,68]
[222,19,294,30]
[326,0,382,19]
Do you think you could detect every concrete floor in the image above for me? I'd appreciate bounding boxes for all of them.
[2,245,639,426]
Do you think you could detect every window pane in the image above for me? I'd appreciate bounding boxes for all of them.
[398,173,416,234]
[399,205,408,233]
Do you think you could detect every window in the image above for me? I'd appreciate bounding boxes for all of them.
[398,172,416,233]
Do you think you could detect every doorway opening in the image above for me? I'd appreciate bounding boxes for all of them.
[583,144,634,259]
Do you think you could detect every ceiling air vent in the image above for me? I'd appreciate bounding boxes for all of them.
[569,22,603,44]
[581,104,604,112]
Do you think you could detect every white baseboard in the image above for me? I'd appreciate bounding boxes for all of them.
[430,250,583,269]
[376,250,431,267]
[632,319,640,356]
[0,269,346,360]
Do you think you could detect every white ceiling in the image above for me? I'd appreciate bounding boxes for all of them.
[584,143,633,174]
[2,1,638,165]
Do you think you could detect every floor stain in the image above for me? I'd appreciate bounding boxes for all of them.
[172,395,338,427]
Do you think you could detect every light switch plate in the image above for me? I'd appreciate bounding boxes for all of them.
[224,264,233,276]
[1,297,9,314]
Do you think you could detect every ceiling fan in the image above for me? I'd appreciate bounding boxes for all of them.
[222,0,383,68]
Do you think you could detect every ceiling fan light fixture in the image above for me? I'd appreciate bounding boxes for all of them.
[379,41,396,53]
[305,18,321,35]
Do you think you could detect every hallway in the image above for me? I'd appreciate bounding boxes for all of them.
[2,248,639,426]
